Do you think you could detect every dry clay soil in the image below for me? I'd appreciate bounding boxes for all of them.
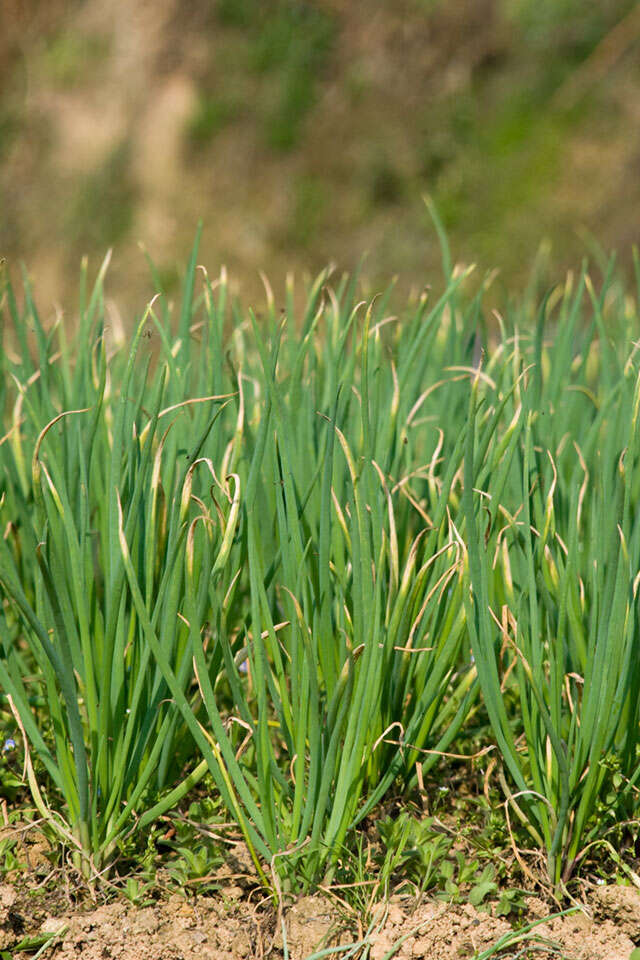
[2,881,640,960]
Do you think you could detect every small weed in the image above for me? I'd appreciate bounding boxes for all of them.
[64,140,136,250]
[40,30,109,87]
[368,157,406,206]
[186,94,241,149]
[284,174,326,247]
[377,813,453,895]
[1,733,24,802]
[0,109,20,162]
[239,1,335,151]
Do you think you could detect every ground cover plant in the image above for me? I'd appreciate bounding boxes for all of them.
[1,231,640,913]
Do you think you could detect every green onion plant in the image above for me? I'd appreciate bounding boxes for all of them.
[1,230,639,896]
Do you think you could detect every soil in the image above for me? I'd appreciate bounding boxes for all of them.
[2,0,639,313]
[1,882,639,959]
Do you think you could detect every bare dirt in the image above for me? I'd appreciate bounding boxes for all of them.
[2,882,640,959]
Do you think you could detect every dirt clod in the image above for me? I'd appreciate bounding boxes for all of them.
[532,910,634,960]
[592,884,640,941]
[369,899,511,960]
[38,897,255,960]
[274,895,348,957]
[0,884,637,959]
[0,883,19,950]
[0,884,17,920]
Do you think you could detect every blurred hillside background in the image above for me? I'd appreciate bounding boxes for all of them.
[1,0,639,314]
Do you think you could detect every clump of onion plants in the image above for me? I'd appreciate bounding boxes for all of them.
[2,228,640,897]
